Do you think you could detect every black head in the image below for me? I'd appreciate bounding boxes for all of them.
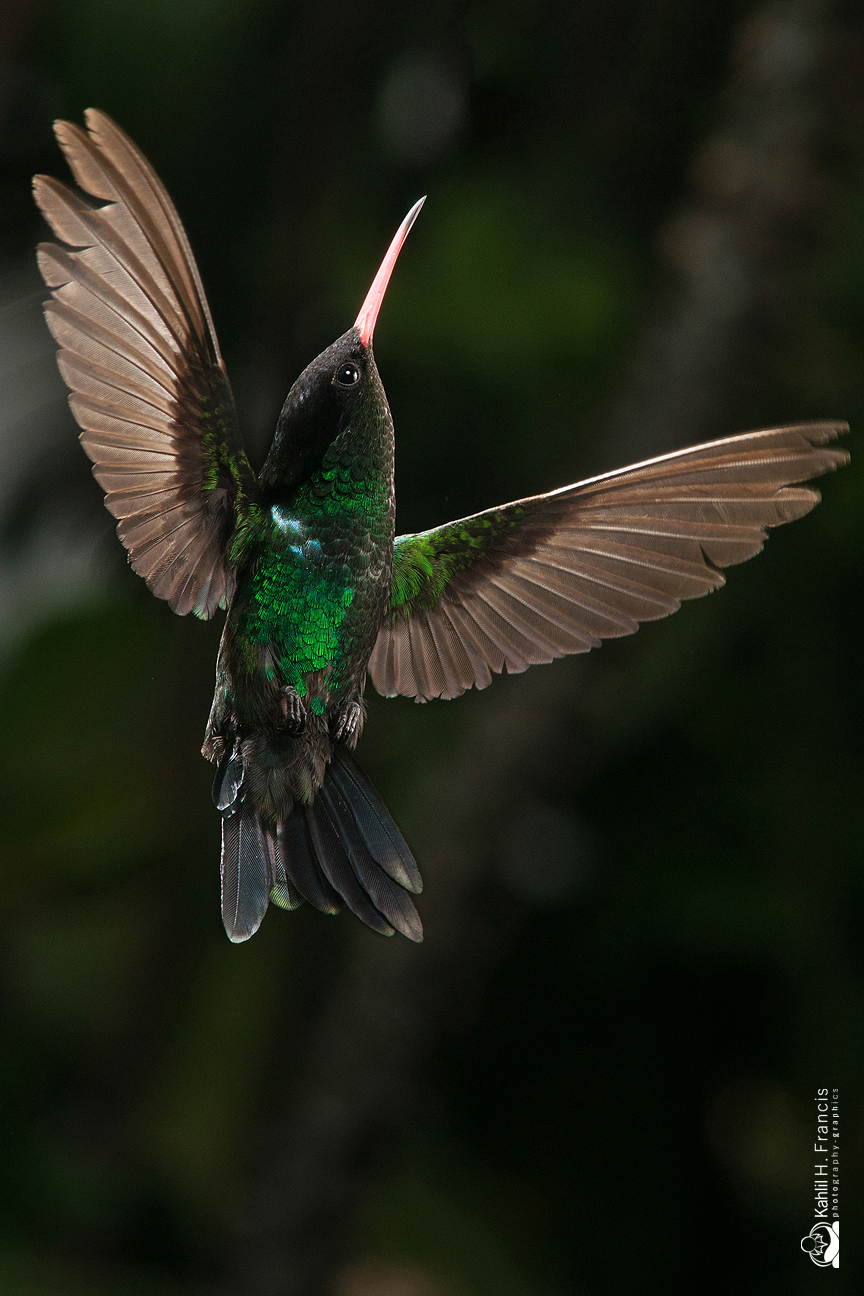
[259,197,425,499]
[259,327,378,496]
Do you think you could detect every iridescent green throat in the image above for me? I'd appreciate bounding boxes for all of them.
[228,395,395,707]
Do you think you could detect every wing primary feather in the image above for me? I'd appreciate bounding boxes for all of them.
[391,616,417,698]
[507,559,639,634]
[524,550,681,616]
[442,603,501,683]
[459,590,548,669]
[38,241,183,363]
[35,174,197,347]
[481,574,601,651]
[43,296,177,391]
[85,109,222,361]
[408,613,448,697]
[425,609,473,697]
[51,116,209,356]
[57,345,176,409]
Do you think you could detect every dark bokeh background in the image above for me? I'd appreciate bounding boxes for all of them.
[0,1,860,1293]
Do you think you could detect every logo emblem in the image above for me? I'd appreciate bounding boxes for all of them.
[801,1221,839,1268]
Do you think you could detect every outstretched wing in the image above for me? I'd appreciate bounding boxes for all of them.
[369,422,847,701]
[34,109,256,618]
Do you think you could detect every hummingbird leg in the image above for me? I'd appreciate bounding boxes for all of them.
[280,686,308,734]
[332,698,365,747]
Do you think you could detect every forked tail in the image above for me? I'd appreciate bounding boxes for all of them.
[217,748,423,943]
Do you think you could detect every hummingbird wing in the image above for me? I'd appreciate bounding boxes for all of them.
[369,422,847,701]
[33,110,256,619]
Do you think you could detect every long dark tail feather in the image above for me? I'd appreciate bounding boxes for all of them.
[220,801,272,943]
[267,827,304,913]
[277,814,344,914]
[318,780,423,941]
[306,798,398,937]
[329,749,423,893]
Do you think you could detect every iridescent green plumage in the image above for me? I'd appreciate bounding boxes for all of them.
[389,509,527,612]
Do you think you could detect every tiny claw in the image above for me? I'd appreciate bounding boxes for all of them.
[333,699,364,746]
[280,687,308,734]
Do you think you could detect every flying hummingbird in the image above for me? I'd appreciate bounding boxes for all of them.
[34,111,847,944]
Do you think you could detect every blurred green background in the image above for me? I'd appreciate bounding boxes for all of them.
[0,1,860,1293]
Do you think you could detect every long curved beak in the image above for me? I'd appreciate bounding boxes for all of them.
[354,197,425,347]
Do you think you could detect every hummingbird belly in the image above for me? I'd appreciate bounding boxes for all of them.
[205,508,387,817]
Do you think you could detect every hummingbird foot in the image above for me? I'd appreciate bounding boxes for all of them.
[280,687,308,734]
[332,699,365,747]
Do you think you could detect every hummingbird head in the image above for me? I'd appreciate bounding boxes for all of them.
[260,198,425,499]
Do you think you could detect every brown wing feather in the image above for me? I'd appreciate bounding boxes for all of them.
[34,110,255,618]
[371,422,848,701]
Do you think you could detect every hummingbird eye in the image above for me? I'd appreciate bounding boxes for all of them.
[334,362,361,388]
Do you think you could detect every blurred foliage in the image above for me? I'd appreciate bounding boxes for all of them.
[0,0,861,1293]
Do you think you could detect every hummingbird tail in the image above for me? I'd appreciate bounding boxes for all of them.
[277,748,424,942]
[216,746,423,942]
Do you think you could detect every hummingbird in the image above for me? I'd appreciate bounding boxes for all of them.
[34,111,847,944]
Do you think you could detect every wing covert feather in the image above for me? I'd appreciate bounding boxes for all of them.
[34,110,256,618]
[369,422,848,701]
